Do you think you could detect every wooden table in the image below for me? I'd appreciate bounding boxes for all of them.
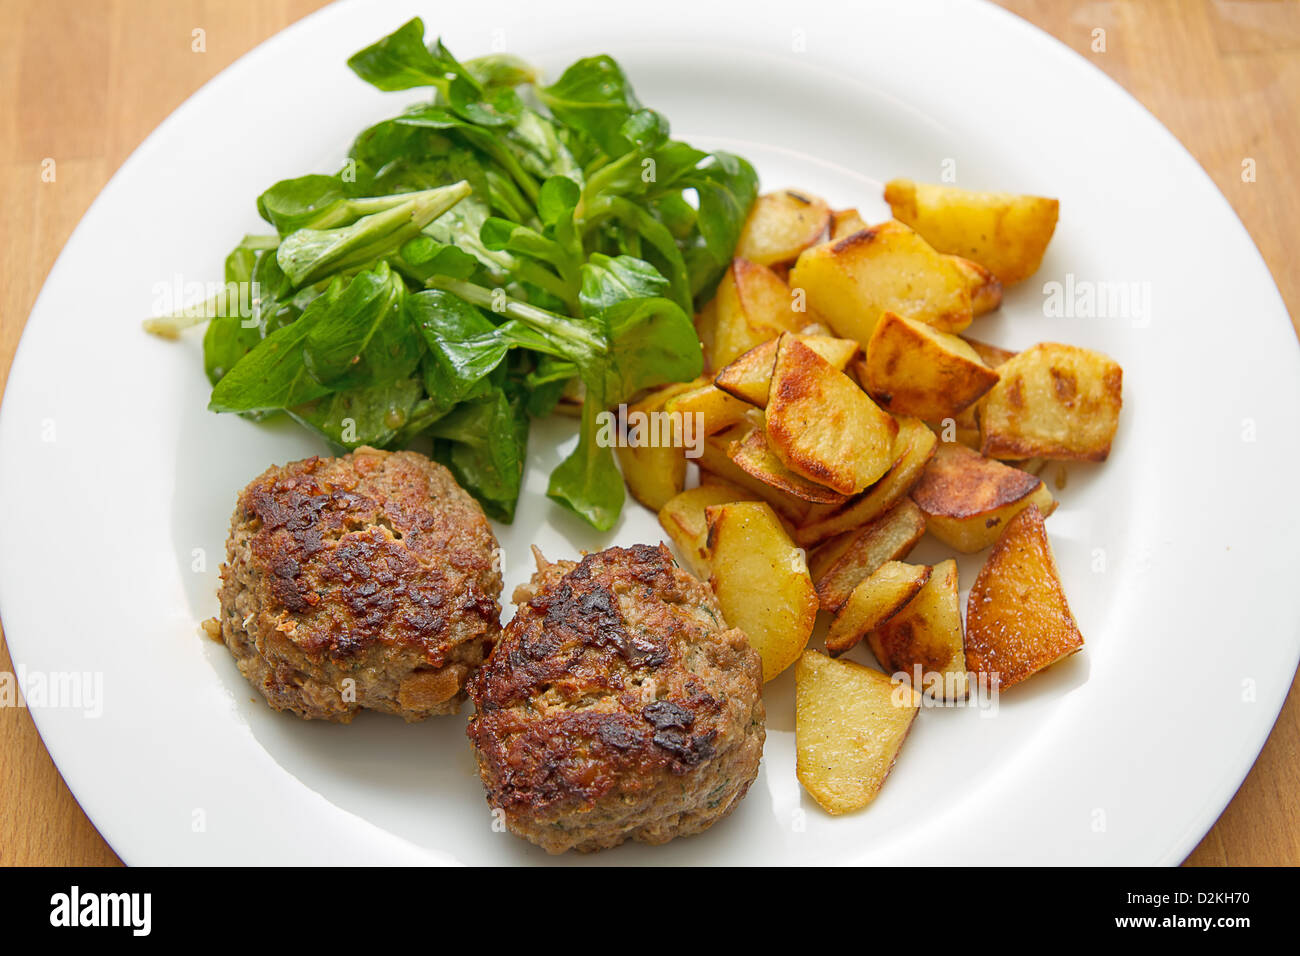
[1,0,1296,867]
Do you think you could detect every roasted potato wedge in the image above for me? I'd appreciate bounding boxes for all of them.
[868,559,968,700]
[809,499,927,611]
[864,311,1000,420]
[657,481,757,578]
[830,207,868,240]
[664,380,750,436]
[826,561,931,656]
[736,190,832,267]
[713,257,807,367]
[729,424,850,505]
[883,178,1059,285]
[950,256,1003,316]
[698,426,811,524]
[927,403,981,450]
[707,501,819,681]
[789,219,973,345]
[795,417,937,547]
[979,343,1123,461]
[962,336,1017,369]
[694,298,719,373]
[714,334,859,407]
[766,336,898,495]
[964,504,1083,689]
[795,650,920,815]
[613,381,696,511]
[910,442,1057,552]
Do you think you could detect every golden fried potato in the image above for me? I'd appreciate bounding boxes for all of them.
[962,336,1017,369]
[795,650,920,815]
[979,342,1123,461]
[714,334,859,407]
[664,380,750,436]
[826,561,930,656]
[694,298,719,373]
[795,417,937,547]
[830,207,868,240]
[868,559,968,700]
[729,423,850,505]
[789,219,973,346]
[964,504,1083,689]
[910,442,1057,552]
[926,403,981,450]
[864,311,1000,420]
[949,256,1003,316]
[613,381,696,511]
[657,481,757,578]
[698,426,811,524]
[809,499,927,611]
[706,501,819,681]
[736,190,832,267]
[883,178,1059,285]
[766,336,898,495]
[713,257,806,367]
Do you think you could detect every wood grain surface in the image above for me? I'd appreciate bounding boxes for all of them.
[0,0,1295,867]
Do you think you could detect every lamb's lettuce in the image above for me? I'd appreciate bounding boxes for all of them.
[150,17,756,530]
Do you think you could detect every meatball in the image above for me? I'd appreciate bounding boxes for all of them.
[217,447,502,722]
[466,543,765,853]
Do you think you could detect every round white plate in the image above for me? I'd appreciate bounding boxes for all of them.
[2,0,1297,866]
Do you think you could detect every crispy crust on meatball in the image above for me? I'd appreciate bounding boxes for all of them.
[217,447,502,722]
[467,543,765,853]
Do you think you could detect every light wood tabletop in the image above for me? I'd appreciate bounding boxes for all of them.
[1,0,1296,867]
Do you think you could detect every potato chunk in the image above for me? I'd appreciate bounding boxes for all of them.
[809,498,927,611]
[868,559,968,700]
[665,380,750,436]
[614,381,695,511]
[795,417,937,547]
[883,178,1059,285]
[950,256,1003,316]
[698,426,810,524]
[707,502,819,681]
[826,561,931,656]
[864,311,1000,420]
[694,299,719,373]
[910,442,1057,552]
[829,207,868,240]
[736,190,832,267]
[962,336,1017,369]
[789,219,973,345]
[714,334,859,407]
[964,504,1084,689]
[729,423,850,505]
[979,342,1123,461]
[713,257,806,366]
[766,336,898,495]
[658,481,756,578]
[795,650,920,815]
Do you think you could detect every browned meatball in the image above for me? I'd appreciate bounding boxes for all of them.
[217,447,502,722]
[466,543,765,853]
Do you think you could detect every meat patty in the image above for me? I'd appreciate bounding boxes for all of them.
[467,543,765,853]
[217,447,502,722]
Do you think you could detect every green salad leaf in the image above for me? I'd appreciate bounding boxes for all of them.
[148,17,757,530]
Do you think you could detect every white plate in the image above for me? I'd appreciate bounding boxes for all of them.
[2,0,1297,866]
